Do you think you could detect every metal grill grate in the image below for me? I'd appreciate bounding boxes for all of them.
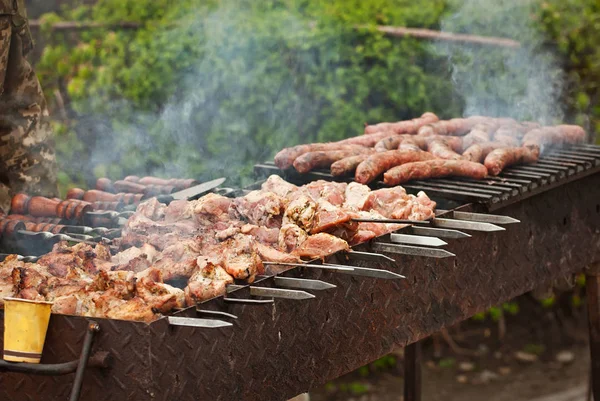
[254,144,600,211]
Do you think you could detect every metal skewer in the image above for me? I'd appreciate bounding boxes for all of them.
[389,233,447,247]
[351,218,430,225]
[167,316,233,328]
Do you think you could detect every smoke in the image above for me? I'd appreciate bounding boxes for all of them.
[62,1,334,188]
[434,0,564,124]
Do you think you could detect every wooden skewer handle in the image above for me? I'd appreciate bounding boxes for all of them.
[11,194,93,222]
[0,219,26,236]
[66,188,86,200]
[96,178,116,193]
[82,190,143,204]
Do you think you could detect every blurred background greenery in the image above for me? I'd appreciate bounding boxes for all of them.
[30,0,599,194]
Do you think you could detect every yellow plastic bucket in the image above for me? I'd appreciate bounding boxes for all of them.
[3,297,53,363]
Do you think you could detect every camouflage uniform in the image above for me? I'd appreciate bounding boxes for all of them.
[0,0,57,213]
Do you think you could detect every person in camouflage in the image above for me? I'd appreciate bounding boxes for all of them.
[0,0,57,213]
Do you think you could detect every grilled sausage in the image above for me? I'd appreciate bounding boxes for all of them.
[274,143,370,170]
[355,150,436,184]
[330,154,371,176]
[374,135,428,152]
[462,142,509,163]
[383,160,488,185]
[484,147,540,176]
[364,112,439,135]
[417,116,485,137]
[461,127,491,149]
[293,148,375,173]
[522,125,586,151]
[427,139,463,160]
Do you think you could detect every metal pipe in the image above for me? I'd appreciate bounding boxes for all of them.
[586,264,600,401]
[404,341,422,401]
[0,351,110,376]
[69,321,100,401]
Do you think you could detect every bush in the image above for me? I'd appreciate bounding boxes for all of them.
[37,0,458,191]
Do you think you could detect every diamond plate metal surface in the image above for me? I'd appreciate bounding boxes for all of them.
[0,173,598,401]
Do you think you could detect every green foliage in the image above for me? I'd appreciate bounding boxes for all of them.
[523,343,545,355]
[536,0,600,141]
[37,0,459,188]
[438,357,456,368]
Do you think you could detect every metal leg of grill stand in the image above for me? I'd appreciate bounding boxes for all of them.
[69,321,100,401]
[586,263,600,401]
[404,340,422,401]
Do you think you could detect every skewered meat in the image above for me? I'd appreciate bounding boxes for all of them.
[219,234,264,281]
[311,199,352,234]
[462,142,509,163]
[355,150,436,184]
[111,244,158,266]
[274,144,372,170]
[293,148,375,173]
[98,296,158,323]
[278,223,308,253]
[283,195,317,232]
[384,160,488,185]
[330,154,371,176]
[362,187,436,220]
[135,276,185,314]
[184,260,234,305]
[484,147,540,176]
[426,139,463,160]
[343,182,371,211]
[230,190,286,228]
[193,193,233,225]
[364,112,439,135]
[136,198,166,221]
[255,243,300,263]
[261,175,299,198]
[302,181,347,206]
[240,224,280,246]
[292,233,350,259]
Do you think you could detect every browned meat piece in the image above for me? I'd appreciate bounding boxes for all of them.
[462,142,509,163]
[89,270,136,299]
[424,135,462,152]
[193,193,233,225]
[163,199,195,222]
[343,182,371,211]
[522,125,586,150]
[384,160,488,185]
[37,247,84,278]
[184,261,234,305]
[260,175,298,198]
[255,243,300,263]
[136,198,166,221]
[45,276,90,301]
[427,139,463,160]
[135,276,185,313]
[152,240,203,281]
[293,148,375,173]
[362,187,435,220]
[215,224,241,241]
[99,296,158,322]
[355,150,436,184]
[484,147,539,176]
[0,255,17,304]
[11,264,50,300]
[311,199,352,234]
[274,143,372,170]
[283,195,317,232]
[51,294,80,315]
[336,130,401,147]
[302,181,347,206]
[374,135,403,152]
[278,223,308,253]
[364,112,439,135]
[240,224,279,245]
[229,190,286,228]
[112,244,158,267]
[292,233,350,259]
[330,155,371,176]
[219,234,264,282]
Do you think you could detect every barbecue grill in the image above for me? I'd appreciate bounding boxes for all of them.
[0,145,599,401]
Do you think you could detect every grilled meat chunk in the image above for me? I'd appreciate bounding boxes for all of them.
[261,175,298,198]
[230,190,286,228]
[278,223,309,253]
[184,260,234,305]
[293,148,375,173]
[293,233,350,259]
[330,155,370,176]
[364,112,439,135]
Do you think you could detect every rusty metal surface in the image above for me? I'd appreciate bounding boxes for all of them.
[0,173,598,401]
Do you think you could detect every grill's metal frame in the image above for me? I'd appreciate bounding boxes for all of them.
[0,170,598,401]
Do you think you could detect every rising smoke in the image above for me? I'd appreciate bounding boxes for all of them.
[434,0,564,124]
